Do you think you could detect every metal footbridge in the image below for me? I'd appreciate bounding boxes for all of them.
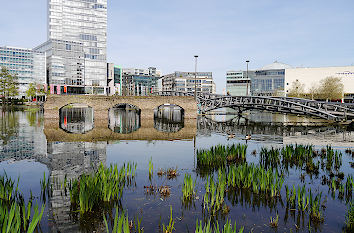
[154,91,354,121]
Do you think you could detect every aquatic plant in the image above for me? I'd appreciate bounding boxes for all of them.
[203,170,227,215]
[103,208,131,233]
[149,157,153,179]
[227,163,284,197]
[182,173,195,200]
[195,219,244,233]
[162,206,175,233]
[0,174,45,233]
[344,201,354,232]
[197,144,247,173]
[285,184,324,222]
[158,167,178,179]
[269,214,279,228]
[69,162,137,214]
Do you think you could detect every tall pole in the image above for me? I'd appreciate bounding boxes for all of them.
[246,60,250,96]
[194,55,198,100]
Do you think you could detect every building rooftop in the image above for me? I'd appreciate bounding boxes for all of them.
[260,61,292,70]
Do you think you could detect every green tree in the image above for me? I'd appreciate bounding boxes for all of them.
[26,83,37,99]
[318,76,344,101]
[287,80,305,98]
[0,66,19,104]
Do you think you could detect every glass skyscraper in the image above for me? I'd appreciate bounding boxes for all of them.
[36,0,107,94]
[0,46,46,97]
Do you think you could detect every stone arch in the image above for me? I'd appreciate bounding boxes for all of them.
[154,104,185,122]
[59,103,94,134]
[108,103,141,134]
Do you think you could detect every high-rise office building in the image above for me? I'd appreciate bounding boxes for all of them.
[226,71,254,96]
[0,46,46,98]
[36,0,107,94]
[162,72,216,94]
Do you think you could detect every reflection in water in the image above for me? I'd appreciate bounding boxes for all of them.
[108,104,141,134]
[60,105,94,134]
[154,104,184,133]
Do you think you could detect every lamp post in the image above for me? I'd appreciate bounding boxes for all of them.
[194,55,198,100]
[246,60,250,96]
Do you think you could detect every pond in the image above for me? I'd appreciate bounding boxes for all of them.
[0,109,353,232]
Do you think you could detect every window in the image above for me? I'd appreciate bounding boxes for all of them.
[66,44,72,50]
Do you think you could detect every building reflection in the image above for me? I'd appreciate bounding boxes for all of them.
[108,104,141,134]
[154,104,184,133]
[59,105,94,134]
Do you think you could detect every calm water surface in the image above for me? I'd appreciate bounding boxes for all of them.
[0,109,353,232]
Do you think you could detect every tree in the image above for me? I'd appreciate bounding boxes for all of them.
[318,76,344,101]
[26,83,37,100]
[0,66,19,105]
[287,80,305,98]
[308,83,319,100]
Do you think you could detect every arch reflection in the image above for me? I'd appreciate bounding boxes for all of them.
[108,104,141,134]
[59,104,94,134]
[154,104,184,133]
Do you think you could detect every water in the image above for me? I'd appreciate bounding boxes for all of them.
[0,109,353,232]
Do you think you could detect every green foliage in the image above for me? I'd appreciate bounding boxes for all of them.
[162,206,175,233]
[0,66,19,101]
[203,170,227,215]
[197,144,247,173]
[0,174,45,233]
[103,208,132,233]
[227,163,284,197]
[69,163,137,214]
[195,219,244,233]
[344,201,354,232]
[182,174,195,200]
[148,157,153,179]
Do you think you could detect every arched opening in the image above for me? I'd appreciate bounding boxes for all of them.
[59,103,94,134]
[108,103,141,134]
[154,104,184,133]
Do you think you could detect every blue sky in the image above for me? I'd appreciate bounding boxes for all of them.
[1,0,354,93]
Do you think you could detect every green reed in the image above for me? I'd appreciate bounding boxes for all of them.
[162,206,175,233]
[195,219,244,233]
[0,174,45,233]
[285,184,324,222]
[69,162,137,214]
[103,208,131,233]
[227,163,284,197]
[148,157,153,179]
[344,201,354,232]
[182,174,195,200]
[203,170,227,215]
[197,144,247,172]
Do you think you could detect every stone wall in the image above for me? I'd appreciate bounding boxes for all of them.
[44,95,198,119]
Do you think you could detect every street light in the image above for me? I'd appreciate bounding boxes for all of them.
[246,60,250,96]
[194,55,198,100]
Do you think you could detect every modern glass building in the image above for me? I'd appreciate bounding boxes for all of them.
[37,0,107,94]
[162,72,216,94]
[251,61,292,96]
[0,46,46,98]
[226,71,254,96]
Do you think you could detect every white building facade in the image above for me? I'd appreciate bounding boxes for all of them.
[226,71,252,96]
[285,66,354,102]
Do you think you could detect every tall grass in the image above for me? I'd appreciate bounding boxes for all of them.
[182,174,195,200]
[203,170,227,215]
[344,201,354,232]
[0,174,45,233]
[69,162,137,214]
[227,163,284,197]
[195,219,244,233]
[197,144,247,173]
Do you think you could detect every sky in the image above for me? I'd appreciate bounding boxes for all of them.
[1,0,354,93]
